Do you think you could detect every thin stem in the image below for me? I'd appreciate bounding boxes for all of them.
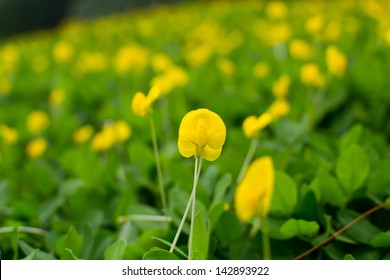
[188,157,202,260]
[236,138,258,184]
[149,115,167,211]
[0,226,48,235]
[294,202,388,260]
[116,214,172,224]
[261,219,271,260]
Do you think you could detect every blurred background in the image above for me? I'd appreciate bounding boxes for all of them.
[0,0,182,39]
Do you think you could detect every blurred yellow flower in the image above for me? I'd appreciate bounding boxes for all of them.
[26,110,50,134]
[114,45,148,74]
[152,66,188,95]
[74,51,107,75]
[242,113,272,138]
[131,85,161,117]
[73,125,94,145]
[91,126,115,152]
[266,1,288,20]
[272,75,290,98]
[185,44,212,67]
[151,53,173,73]
[305,15,324,36]
[0,44,19,72]
[324,21,341,41]
[0,75,11,95]
[216,57,235,77]
[32,55,49,73]
[0,125,18,145]
[178,108,226,161]
[113,120,132,143]
[253,62,270,79]
[26,137,48,159]
[289,39,313,60]
[235,156,274,222]
[267,98,290,119]
[300,63,326,87]
[52,41,74,63]
[326,46,347,77]
[49,87,65,107]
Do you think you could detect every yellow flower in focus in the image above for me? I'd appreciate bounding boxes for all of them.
[253,62,270,79]
[26,137,48,159]
[235,156,275,222]
[267,99,290,119]
[131,85,161,116]
[242,113,273,138]
[289,39,313,61]
[300,63,326,87]
[216,58,235,77]
[26,110,50,134]
[73,125,94,145]
[113,120,131,143]
[178,108,226,161]
[326,46,347,77]
[52,41,74,63]
[49,87,65,107]
[272,75,290,99]
[0,125,18,144]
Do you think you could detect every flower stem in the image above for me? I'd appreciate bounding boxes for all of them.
[236,138,258,184]
[149,115,167,211]
[261,219,271,260]
[188,157,202,260]
[0,226,48,235]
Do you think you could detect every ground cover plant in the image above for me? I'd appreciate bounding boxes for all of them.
[0,0,390,260]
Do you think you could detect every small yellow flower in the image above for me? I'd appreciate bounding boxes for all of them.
[26,110,50,134]
[52,41,74,63]
[253,62,270,79]
[266,1,287,20]
[0,76,11,95]
[131,85,161,117]
[272,75,290,99]
[267,99,290,119]
[49,87,65,107]
[300,63,326,88]
[289,39,313,61]
[91,127,115,152]
[113,120,131,143]
[178,108,226,161]
[151,53,173,73]
[0,125,18,144]
[242,113,273,138]
[26,137,48,159]
[235,156,275,222]
[326,46,347,77]
[216,58,235,77]
[114,45,148,74]
[73,125,94,145]
[152,66,188,95]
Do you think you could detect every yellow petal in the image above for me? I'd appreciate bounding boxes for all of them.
[203,145,222,161]
[131,92,148,116]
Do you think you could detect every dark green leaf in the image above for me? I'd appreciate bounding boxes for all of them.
[280,219,319,238]
[142,249,178,260]
[104,239,127,260]
[370,231,390,247]
[271,171,297,216]
[191,212,209,260]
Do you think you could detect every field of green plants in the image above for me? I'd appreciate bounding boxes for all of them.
[1,0,390,260]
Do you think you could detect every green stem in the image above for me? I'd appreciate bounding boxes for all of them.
[236,138,258,184]
[261,219,271,260]
[188,157,202,260]
[149,115,167,211]
[0,226,48,235]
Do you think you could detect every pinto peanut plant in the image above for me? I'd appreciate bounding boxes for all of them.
[0,0,390,260]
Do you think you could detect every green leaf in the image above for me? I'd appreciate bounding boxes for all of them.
[367,160,390,196]
[0,180,10,213]
[22,249,40,260]
[19,241,56,260]
[136,228,165,250]
[215,211,243,243]
[191,212,209,260]
[339,124,363,151]
[280,219,319,238]
[370,231,390,247]
[208,201,225,232]
[316,168,348,207]
[270,171,297,216]
[104,239,127,260]
[337,209,381,245]
[63,248,81,260]
[151,237,188,259]
[122,244,145,260]
[142,249,178,260]
[212,173,232,205]
[343,254,355,260]
[336,144,370,193]
[64,226,83,258]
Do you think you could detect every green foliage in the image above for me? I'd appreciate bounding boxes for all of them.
[280,219,319,239]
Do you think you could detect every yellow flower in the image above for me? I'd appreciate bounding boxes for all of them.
[272,75,290,99]
[26,137,48,159]
[49,87,65,107]
[242,113,273,138]
[267,98,290,119]
[253,62,270,79]
[91,126,115,152]
[0,75,11,95]
[0,125,18,145]
[234,156,275,222]
[300,63,326,87]
[305,15,324,36]
[73,125,94,145]
[26,110,50,134]
[178,108,226,161]
[326,46,347,77]
[152,66,188,95]
[289,39,313,61]
[266,1,288,20]
[114,45,148,74]
[52,41,74,63]
[113,120,131,143]
[131,85,161,117]
[151,53,173,73]
[216,58,235,77]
